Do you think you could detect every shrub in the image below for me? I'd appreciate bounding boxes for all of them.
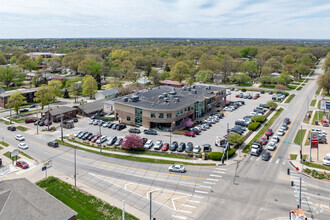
[210,152,222,161]
[123,134,144,150]
[304,168,311,174]
[228,133,245,146]
[251,115,266,123]
[248,122,261,131]
[276,91,289,96]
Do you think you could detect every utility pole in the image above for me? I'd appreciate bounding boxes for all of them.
[61,114,64,141]
[10,106,12,124]
[47,103,50,131]
[122,200,125,220]
[36,105,39,134]
[81,99,84,118]
[99,124,102,135]
[299,126,302,208]
[74,142,77,187]
[226,123,229,161]
[149,192,152,220]
[310,130,312,162]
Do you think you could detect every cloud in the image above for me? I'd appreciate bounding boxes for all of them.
[0,0,329,39]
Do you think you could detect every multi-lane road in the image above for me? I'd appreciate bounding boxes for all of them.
[0,60,329,220]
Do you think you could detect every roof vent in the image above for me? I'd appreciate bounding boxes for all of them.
[151,103,154,107]
[158,95,163,99]
[191,85,196,89]
[163,93,168,97]
[169,89,176,95]
[206,85,211,90]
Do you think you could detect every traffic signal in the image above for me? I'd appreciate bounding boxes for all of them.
[287,168,290,175]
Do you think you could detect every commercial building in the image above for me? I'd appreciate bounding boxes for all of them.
[95,88,119,100]
[41,106,78,122]
[26,52,66,59]
[0,88,37,108]
[74,99,104,117]
[113,85,226,129]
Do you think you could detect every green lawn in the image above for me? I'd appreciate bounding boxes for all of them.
[260,84,275,88]
[17,126,28,131]
[316,87,322,95]
[305,130,311,145]
[37,177,138,220]
[293,129,306,145]
[287,85,297,90]
[0,141,9,147]
[243,107,284,153]
[290,82,301,85]
[310,99,316,107]
[303,161,330,171]
[0,119,12,125]
[284,94,295,103]
[19,151,36,161]
[312,111,329,125]
[296,86,302,91]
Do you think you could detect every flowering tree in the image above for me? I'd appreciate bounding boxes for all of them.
[123,134,144,150]
[180,118,194,128]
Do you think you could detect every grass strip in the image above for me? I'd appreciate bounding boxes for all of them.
[56,139,215,166]
[316,87,321,95]
[305,130,311,145]
[37,177,138,220]
[310,99,316,107]
[296,86,302,91]
[0,141,9,147]
[293,129,306,145]
[243,107,284,153]
[0,119,12,125]
[3,151,21,161]
[284,94,295,103]
[17,126,28,131]
[303,161,330,171]
[312,111,329,125]
[290,154,297,160]
[287,85,297,90]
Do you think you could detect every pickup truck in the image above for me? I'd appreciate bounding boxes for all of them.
[250,141,263,156]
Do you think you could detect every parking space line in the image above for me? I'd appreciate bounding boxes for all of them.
[269,158,273,162]
[195,190,209,194]
[189,200,201,204]
[210,174,222,178]
[213,171,225,174]
[256,157,260,161]
[206,178,218,181]
[215,168,227,171]
[172,215,187,220]
[192,195,204,199]
[182,204,197,208]
[250,157,254,160]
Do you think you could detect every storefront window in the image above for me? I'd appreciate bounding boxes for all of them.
[167,113,172,118]
[159,113,164,118]
[151,112,156,118]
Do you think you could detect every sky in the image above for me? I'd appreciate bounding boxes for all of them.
[0,0,330,39]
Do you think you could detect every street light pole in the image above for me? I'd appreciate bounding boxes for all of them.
[149,192,152,220]
[299,126,303,208]
[36,105,39,134]
[61,114,64,141]
[74,143,77,187]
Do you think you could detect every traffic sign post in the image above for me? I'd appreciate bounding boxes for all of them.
[310,132,319,161]
[42,160,52,179]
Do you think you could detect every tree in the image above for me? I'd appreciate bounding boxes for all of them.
[317,70,330,94]
[149,69,160,85]
[34,85,52,109]
[82,74,98,98]
[123,134,144,150]
[67,79,81,102]
[62,52,85,72]
[180,118,194,128]
[293,64,310,80]
[256,75,272,85]
[63,88,70,98]
[240,61,259,78]
[261,66,272,75]
[0,66,15,88]
[278,73,292,86]
[275,84,288,92]
[266,100,278,110]
[10,56,17,64]
[324,54,330,71]
[16,54,29,66]
[228,133,245,146]
[240,46,258,58]
[0,53,7,65]
[195,70,213,83]
[88,61,102,89]
[265,58,281,72]
[13,72,26,87]
[170,61,189,82]
[219,55,234,82]
[6,91,27,114]
[229,73,251,86]
[283,54,295,64]
[78,58,93,74]
[23,58,38,71]
[312,47,327,59]
[48,80,62,102]
[35,56,44,65]
[48,57,62,72]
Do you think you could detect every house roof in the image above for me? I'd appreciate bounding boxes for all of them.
[95,89,119,98]
[75,99,104,115]
[0,178,77,220]
[0,88,37,98]
[159,80,185,86]
[51,75,65,80]
[137,78,151,84]
[41,106,77,116]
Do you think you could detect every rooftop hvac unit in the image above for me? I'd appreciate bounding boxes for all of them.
[191,89,197,94]
[158,95,163,99]
[169,89,176,95]
[123,97,128,102]
[174,98,180,102]
[191,85,196,89]
[163,93,168,97]
[206,85,211,90]
[131,95,139,102]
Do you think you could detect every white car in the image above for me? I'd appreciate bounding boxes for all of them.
[267,142,276,151]
[74,130,83,137]
[15,134,25,141]
[311,128,326,135]
[96,136,108,144]
[18,143,28,150]
[89,120,94,125]
[144,140,153,149]
[193,145,201,154]
[154,140,163,150]
[322,153,330,166]
[271,136,280,143]
[168,164,186,173]
[277,129,285,136]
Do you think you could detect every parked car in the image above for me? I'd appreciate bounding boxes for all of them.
[114,138,123,146]
[129,128,141,134]
[34,120,40,125]
[265,129,273,136]
[47,141,59,148]
[203,144,212,152]
[78,131,88,139]
[283,118,291,124]
[193,145,201,154]
[107,136,117,145]
[7,126,16,131]
[16,161,29,169]
[82,132,92,140]
[29,104,37,108]
[144,129,157,135]
[96,136,108,144]
[184,131,195,137]
[262,152,271,161]
[91,135,102,143]
[74,131,84,137]
[185,142,193,153]
[144,140,153,149]
[267,142,276,151]
[18,143,28,150]
[322,153,330,166]
[154,140,163,150]
[19,108,29,113]
[25,118,37,123]
[44,120,52,126]
[168,164,186,173]
[260,137,268,145]
[169,141,178,151]
[15,134,25,141]
[177,142,186,152]
[142,138,148,145]
[162,143,169,151]
[321,120,329,127]
[271,136,280,143]
[277,129,285,136]
[117,124,126,130]
[38,121,45,126]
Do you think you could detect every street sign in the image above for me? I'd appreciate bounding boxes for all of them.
[42,166,46,171]
[43,160,52,168]
[312,134,318,139]
[311,140,318,149]
[10,149,19,158]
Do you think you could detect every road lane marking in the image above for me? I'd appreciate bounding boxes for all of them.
[203,181,215,185]
[215,168,227,171]
[282,161,286,165]
[192,195,204,199]
[272,104,304,158]
[179,210,192,214]
[206,178,218,181]
[198,185,212,189]
[213,171,225,174]
[275,159,280,164]
[172,215,186,220]
[195,190,208,194]
[269,158,273,162]
[210,174,222,177]
[189,200,200,204]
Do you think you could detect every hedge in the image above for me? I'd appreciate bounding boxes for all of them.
[198,148,236,161]
[251,115,266,123]
[248,122,261,131]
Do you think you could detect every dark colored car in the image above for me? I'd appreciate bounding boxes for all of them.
[34,120,40,125]
[177,142,186,152]
[144,129,157,135]
[16,161,29,169]
[259,104,269,108]
[19,108,29,113]
[169,141,178,151]
[265,129,273,136]
[216,112,224,118]
[283,118,291,124]
[107,136,117,145]
[262,152,271,161]
[241,89,246,92]
[203,144,212,152]
[82,132,92,140]
[78,131,88,139]
[38,121,45,126]
[162,143,170,151]
[29,104,37,108]
[185,142,193,153]
[230,88,234,91]
[129,128,141,134]
[184,131,195,137]
[260,90,265,94]
[142,138,148,145]
[117,124,126,130]
[190,128,200,135]
[268,91,273,95]
[47,141,59,148]
[112,124,118,130]
[25,118,37,123]
[7,126,16,131]
[88,134,96,141]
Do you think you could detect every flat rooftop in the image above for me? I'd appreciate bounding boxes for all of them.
[113,85,225,111]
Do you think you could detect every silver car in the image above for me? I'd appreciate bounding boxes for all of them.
[168,165,186,173]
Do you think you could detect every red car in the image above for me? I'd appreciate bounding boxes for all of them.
[265,128,273,136]
[253,96,258,100]
[321,120,329,127]
[25,118,37,123]
[162,143,169,151]
[184,131,195,137]
[260,137,268,145]
[235,94,239,98]
[16,161,29,169]
[91,135,101,142]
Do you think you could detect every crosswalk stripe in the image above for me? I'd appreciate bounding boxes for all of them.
[182,204,197,208]
[195,190,209,194]
[213,171,225,174]
[215,168,227,171]
[203,181,215,185]
[276,159,280,164]
[172,215,186,220]
[179,210,192,214]
[210,174,222,177]
[206,178,218,181]
[189,200,200,204]
[192,195,204,199]
[198,185,212,189]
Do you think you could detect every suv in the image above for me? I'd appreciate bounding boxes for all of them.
[177,142,186,152]
[169,141,178,151]
[203,144,212,152]
[321,120,329,127]
[48,141,59,148]
[7,126,16,131]
[265,129,273,136]
[129,128,141,134]
[144,129,157,135]
[144,140,153,149]
[250,141,262,156]
[154,140,163,150]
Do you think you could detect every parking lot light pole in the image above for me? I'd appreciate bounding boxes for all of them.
[36,105,39,134]
[61,114,64,141]
[99,124,102,135]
